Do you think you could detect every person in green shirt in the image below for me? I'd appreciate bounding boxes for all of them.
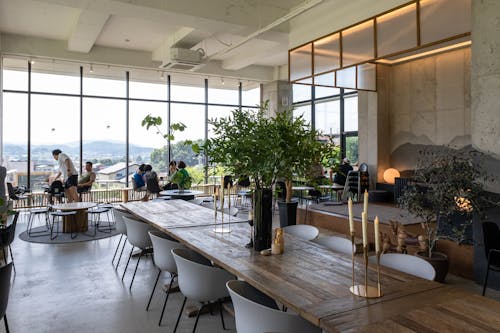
[77,161,96,194]
[170,160,191,189]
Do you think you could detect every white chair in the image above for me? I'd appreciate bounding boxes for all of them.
[122,217,154,289]
[223,207,239,216]
[227,280,321,333]
[111,209,133,269]
[172,248,234,333]
[146,231,186,326]
[314,235,353,255]
[187,198,204,205]
[374,253,436,281]
[283,225,319,241]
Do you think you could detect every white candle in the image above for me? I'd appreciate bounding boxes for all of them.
[228,183,231,210]
[374,216,380,253]
[362,212,368,247]
[348,198,354,234]
[220,176,224,210]
[363,189,369,216]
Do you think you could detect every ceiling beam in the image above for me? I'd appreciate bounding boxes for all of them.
[67,9,110,53]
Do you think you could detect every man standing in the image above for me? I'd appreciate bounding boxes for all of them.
[52,149,79,203]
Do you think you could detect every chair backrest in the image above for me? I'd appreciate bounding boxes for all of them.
[377,253,436,280]
[49,180,65,196]
[223,207,239,217]
[227,280,320,333]
[314,235,352,255]
[146,175,161,194]
[283,225,319,241]
[123,216,153,249]
[172,248,233,302]
[113,209,133,235]
[6,182,18,200]
[223,175,233,189]
[149,231,186,274]
[0,262,13,318]
[482,221,500,259]
[0,212,19,247]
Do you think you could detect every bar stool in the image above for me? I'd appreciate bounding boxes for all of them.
[49,211,77,240]
[26,207,50,237]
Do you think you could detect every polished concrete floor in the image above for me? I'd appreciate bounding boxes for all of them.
[5,213,236,333]
[4,210,500,333]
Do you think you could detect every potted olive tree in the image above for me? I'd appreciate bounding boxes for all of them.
[195,102,281,251]
[398,148,494,282]
[273,108,325,227]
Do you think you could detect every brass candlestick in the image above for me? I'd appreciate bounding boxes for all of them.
[350,232,355,290]
[349,244,383,298]
[376,251,382,297]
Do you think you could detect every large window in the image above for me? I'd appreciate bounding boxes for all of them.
[2,56,261,187]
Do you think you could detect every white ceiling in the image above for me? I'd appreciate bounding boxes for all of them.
[0,0,313,78]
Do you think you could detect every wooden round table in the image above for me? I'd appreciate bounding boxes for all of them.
[52,202,96,233]
[159,190,204,201]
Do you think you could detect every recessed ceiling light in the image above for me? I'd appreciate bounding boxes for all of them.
[124,38,130,42]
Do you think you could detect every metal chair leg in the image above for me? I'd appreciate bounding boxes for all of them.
[482,255,492,296]
[115,236,128,269]
[158,274,175,326]
[4,314,9,333]
[121,246,134,281]
[8,246,15,274]
[192,303,205,333]
[146,269,161,311]
[173,297,187,333]
[129,251,143,289]
[112,234,124,264]
[218,299,226,330]
[50,215,59,240]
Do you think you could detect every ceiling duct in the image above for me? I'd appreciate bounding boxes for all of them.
[159,48,205,71]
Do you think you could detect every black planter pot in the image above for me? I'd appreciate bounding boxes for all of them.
[253,188,273,252]
[278,201,298,228]
[415,251,449,282]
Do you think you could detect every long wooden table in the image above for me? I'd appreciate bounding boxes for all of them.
[120,199,500,332]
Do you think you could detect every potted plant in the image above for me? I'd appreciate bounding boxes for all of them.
[273,108,325,227]
[398,148,494,282]
[195,102,280,251]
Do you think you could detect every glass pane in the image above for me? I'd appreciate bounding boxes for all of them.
[290,43,312,81]
[170,103,205,167]
[314,33,340,74]
[129,68,168,100]
[242,85,261,106]
[377,4,417,57]
[83,68,126,98]
[171,74,205,103]
[357,63,376,91]
[292,104,311,125]
[129,101,168,173]
[31,60,80,94]
[314,72,335,87]
[344,95,358,132]
[342,20,375,67]
[83,98,126,183]
[316,86,340,99]
[337,67,356,89]
[315,99,340,135]
[208,77,239,105]
[292,84,311,103]
[420,0,471,45]
[345,136,359,164]
[2,93,28,187]
[2,58,28,91]
[208,106,235,138]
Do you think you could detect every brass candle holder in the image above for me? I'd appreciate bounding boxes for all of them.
[213,184,232,233]
[349,240,383,298]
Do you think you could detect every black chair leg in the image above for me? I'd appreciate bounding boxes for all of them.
[8,246,15,274]
[158,274,175,326]
[50,216,59,240]
[146,269,161,311]
[482,256,492,296]
[218,299,226,330]
[112,234,124,264]
[4,314,9,333]
[173,297,187,333]
[192,303,205,333]
[122,246,134,281]
[129,251,143,289]
[115,236,128,269]
[71,215,77,239]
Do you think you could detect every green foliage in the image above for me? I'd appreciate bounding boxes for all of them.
[185,165,205,185]
[320,136,341,171]
[170,168,192,189]
[141,114,186,142]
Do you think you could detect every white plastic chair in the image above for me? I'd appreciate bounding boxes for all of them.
[223,207,239,216]
[122,217,154,289]
[111,209,133,269]
[146,231,186,326]
[283,225,319,241]
[187,198,204,205]
[172,248,234,333]
[314,235,353,255]
[375,253,436,281]
[227,280,321,333]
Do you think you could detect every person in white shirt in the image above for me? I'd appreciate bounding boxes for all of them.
[52,149,79,203]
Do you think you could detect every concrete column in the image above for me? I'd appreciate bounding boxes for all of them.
[358,91,378,189]
[261,80,292,117]
[471,0,500,159]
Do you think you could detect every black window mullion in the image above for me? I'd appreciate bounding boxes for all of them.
[340,88,346,158]
[79,66,83,174]
[125,71,130,187]
[167,75,172,164]
[27,61,31,188]
[204,78,209,184]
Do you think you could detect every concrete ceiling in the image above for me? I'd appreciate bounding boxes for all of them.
[0,0,317,78]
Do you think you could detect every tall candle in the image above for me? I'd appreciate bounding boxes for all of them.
[363,189,369,215]
[374,216,380,253]
[228,183,231,210]
[213,194,217,219]
[362,212,368,247]
[220,176,224,210]
[348,198,354,233]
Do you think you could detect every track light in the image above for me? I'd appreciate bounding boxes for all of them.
[221,77,225,85]
[89,64,94,73]
[160,71,165,80]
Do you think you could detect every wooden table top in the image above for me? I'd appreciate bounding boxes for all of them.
[159,189,204,196]
[52,202,96,211]
[120,199,247,230]
[165,223,443,327]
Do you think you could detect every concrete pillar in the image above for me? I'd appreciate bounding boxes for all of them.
[358,91,378,190]
[261,80,292,117]
[471,0,500,159]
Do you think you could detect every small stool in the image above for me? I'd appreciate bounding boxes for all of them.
[87,206,113,236]
[27,208,50,237]
[50,211,77,240]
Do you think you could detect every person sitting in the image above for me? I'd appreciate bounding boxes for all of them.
[132,164,147,191]
[163,160,179,190]
[170,161,191,190]
[333,158,353,186]
[144,164,161,195]
[77,161,96,194]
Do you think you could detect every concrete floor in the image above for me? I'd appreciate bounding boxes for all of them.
[5,214,236,333]
[4,210,500,333]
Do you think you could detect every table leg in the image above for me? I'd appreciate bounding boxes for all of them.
[63,211,88,233]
